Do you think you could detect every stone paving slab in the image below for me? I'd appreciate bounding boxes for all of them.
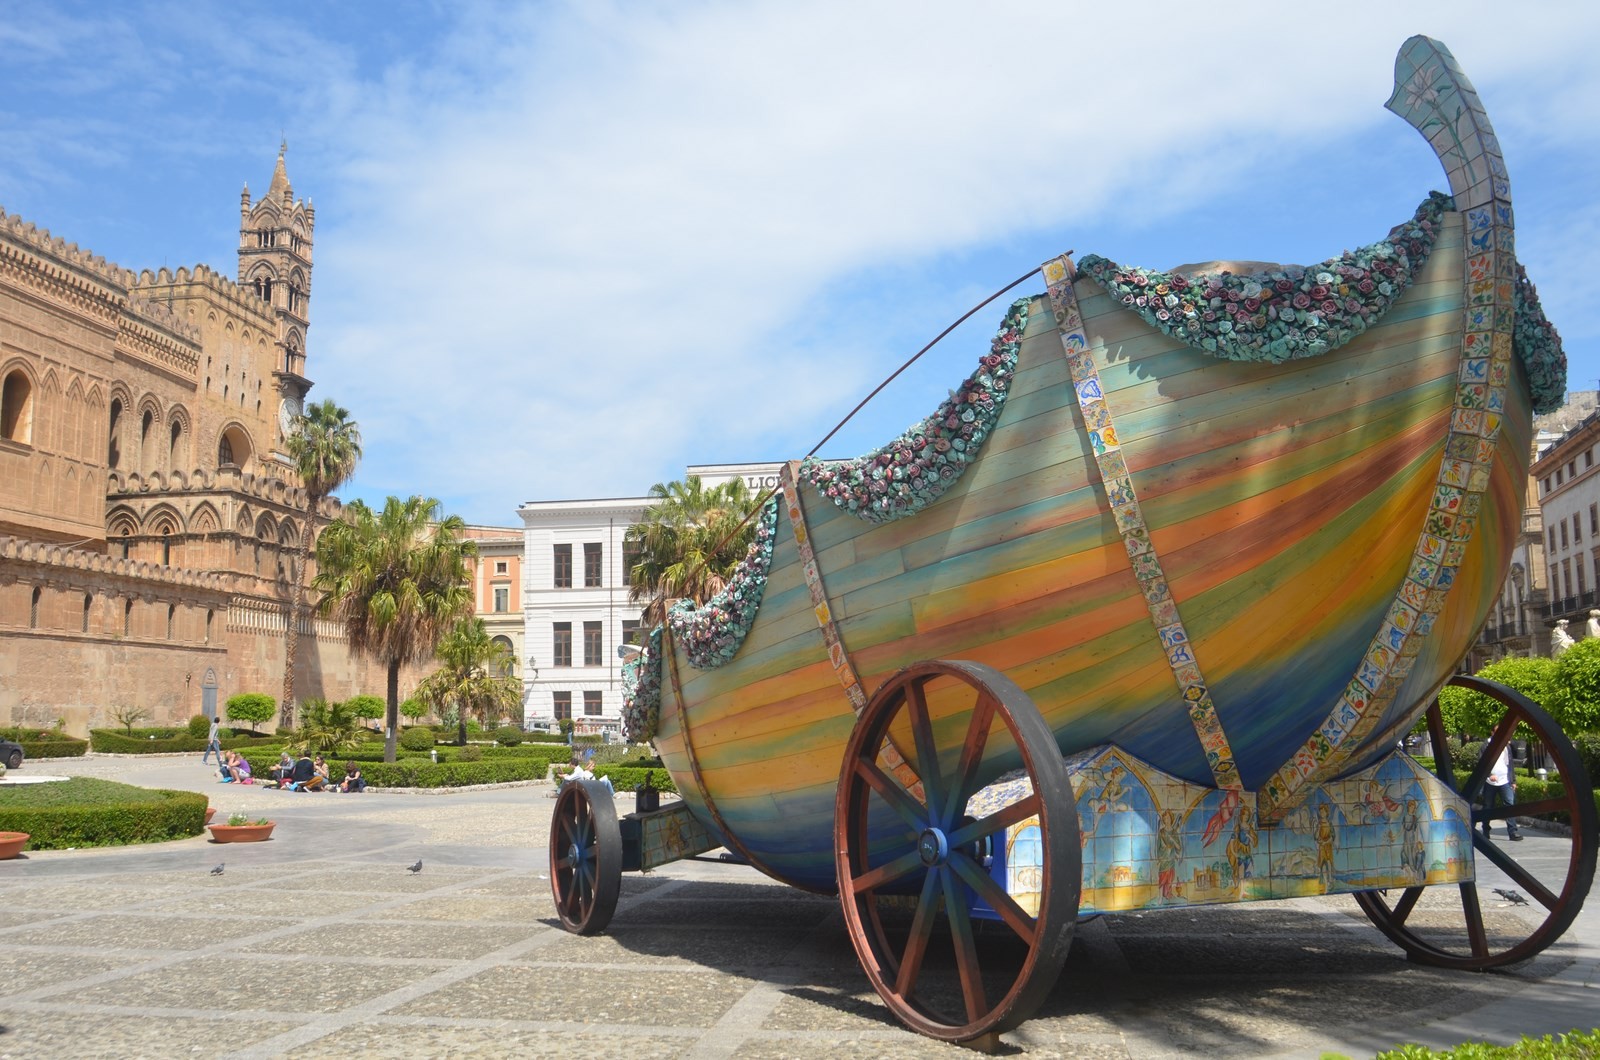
[0,754,1592,1058]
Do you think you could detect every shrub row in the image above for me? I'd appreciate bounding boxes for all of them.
[594,764,677,794]
[0,729,89,758]
[0,778,206,849]
[90,730,279,754]
[354,757,552,788]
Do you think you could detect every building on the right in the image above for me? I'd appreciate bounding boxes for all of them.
[1532,402,1600,639]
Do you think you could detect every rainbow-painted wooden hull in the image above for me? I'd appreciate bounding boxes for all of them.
[654,210,1530,892]
[651,38,1543,895]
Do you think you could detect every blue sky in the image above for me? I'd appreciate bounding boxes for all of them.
[3,1,1597,526]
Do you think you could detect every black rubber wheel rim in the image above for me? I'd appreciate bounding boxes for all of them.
[5,750,19,770]
[835,659,1080,1043]
[1356,674,1597,968]
[549,778,622,935]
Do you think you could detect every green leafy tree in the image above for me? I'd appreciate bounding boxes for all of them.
[280,399,363,729]
[292,697,364,756]
[1545,636,1600,735]
[399,696,429,724]
[312,495,475,762]
[1431,655,1555,739]
[625,475,760,625]
[345,695,386,727]
[224,692,276,733]
[415,617,523,746]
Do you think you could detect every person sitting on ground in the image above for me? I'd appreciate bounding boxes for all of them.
[232,752,252,785]
[339,762,365,793]
[219,750,243,783]
[285,754,317,791]
[266,752,294,786]
[567,751,613,794]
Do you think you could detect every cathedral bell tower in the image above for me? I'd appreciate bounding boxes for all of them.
[238,142,315,463]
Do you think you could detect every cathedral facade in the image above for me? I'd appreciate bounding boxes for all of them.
[0,148,392,736]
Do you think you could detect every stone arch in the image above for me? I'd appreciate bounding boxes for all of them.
[166,403,191,470]
[216,421,254,471]
[135,394,162,473]
[108,506,139,541]
[36,367,61,451]
[190,502,220,536]
[105,384,130,469]
[1,360,37,445]
[65,377,86,459]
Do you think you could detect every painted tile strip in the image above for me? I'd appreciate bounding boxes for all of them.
[1260,37,1514,822]
[781,460,924,799]
[1043,254,1244,792]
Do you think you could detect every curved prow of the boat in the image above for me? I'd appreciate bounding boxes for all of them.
[1260,37,1520,823]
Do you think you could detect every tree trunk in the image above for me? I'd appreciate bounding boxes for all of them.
[280,510,318,730]
[385,660,400,763]
[457,706,468,747]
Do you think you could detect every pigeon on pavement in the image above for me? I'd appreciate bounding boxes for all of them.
[1493,888,1529,905]
[210,862,225,876]
[407,859,423,874]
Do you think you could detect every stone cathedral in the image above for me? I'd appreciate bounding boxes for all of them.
[0,147,392,735]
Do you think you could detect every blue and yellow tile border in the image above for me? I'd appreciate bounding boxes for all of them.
[1043,255,1243,793]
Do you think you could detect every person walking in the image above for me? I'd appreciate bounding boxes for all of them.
[1482,743,1523,841]
[202,716,221,765]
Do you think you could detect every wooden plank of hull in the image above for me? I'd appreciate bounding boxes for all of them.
[656,210,1529,892]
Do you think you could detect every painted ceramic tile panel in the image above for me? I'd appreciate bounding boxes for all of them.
[639,801,717,871]
[971,745,1472,917]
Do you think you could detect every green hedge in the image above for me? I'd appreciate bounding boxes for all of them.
[595,764,677,794]
[90,729,281,754]
[0,777,206,849]
[1371,1027,1600,1058]
[355,757,552,788]
[0,729,89,759]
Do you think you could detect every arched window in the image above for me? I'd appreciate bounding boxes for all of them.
[166,604,175,640]
[140,408,155,469]
[83,593,92,633]
[107,398,123,467]
[123,598,133,636]
[161,533,172,566]
[169,420,184,469]
[1,369,33,444]
[30,587,41,628]
[206,609,214,642]
[218,433,234,465]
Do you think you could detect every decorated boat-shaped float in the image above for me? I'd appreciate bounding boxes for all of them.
[549,36,1596,1045]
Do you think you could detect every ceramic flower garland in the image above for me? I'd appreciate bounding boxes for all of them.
[800,297,1032,523]
[620,497,780,742]
[1077,193,1452,365]
[1512,264,1566,414]
[668,496,780,668]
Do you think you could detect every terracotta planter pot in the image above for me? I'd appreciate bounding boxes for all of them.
[207,822,275,843]
[0,832,30,859]
[204,807,217,825]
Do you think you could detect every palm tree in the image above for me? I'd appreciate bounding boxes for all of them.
[625,475,759,624]
[312,495,474,762]
[280,399,363,729]
[415,617,523,746]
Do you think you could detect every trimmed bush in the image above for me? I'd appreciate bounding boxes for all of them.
[457,745,483,762]
[188,715,212,738]
[1574,732,1600,785]
[20,736,90,759]
[595,764,677,794]
[90,730,274,754]
[0,777,206,849]
[359,757,550,788]
[346,695,386,723]
[494,726,523,747]
[1374,1027,1600,1058]
[400,727,436,752]
[225,692,276,733]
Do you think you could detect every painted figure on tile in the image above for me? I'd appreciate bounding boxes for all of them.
[1314,803,1338,888]
[1225,802,1258,890]
[1088,766,1131,833]
[1402,798,1426,882]
[1156,808,1183,900]
[1553,618,1575,656]
[1359,779,1401,823]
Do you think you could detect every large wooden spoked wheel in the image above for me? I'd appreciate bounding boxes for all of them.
[1356,675,1597,969]
[835,659,1080,1044]
[549,778,622,935]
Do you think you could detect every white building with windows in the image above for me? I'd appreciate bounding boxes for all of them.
[1534,411,1600,630]
[516,462,783,734]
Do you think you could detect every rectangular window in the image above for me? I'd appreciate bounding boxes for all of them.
[622,539,642,589]
[553,622,572,667]
[583,621,603,666]
[583,691,602,717]
[1564,559,1573,599]
[1543,477,1552,494]
[1561,521,1569,549]
[1550,566,1559,598]
[495,560,508,575]
[1588,450,1595,469]
[1558,469,1565,485]
[621,618,641,647]
[1577,515,1585,544]
[1591,504,1598,537]
[552,691,571,721]
[1580,559,1588,596]
[1570,461,1578,478]
[584,543,602,588]
[553,544,572,588]
[493,585,509,613]
[1549,526,1558,552]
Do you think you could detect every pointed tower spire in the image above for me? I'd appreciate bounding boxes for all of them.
[268,141,291,201]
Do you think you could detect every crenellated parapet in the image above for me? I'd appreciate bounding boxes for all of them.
[104,466,341,516]
[0,206,141,289]
[0,533,232,596]
[132,262,273,322]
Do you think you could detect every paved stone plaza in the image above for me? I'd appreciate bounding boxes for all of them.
[0,755,1595,1058]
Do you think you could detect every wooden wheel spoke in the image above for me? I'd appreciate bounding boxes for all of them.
[1462,713,1519,798]
[906,679,946,817]
[1389,887,1423,926]
[856,756,933,832]
[951,793,1041,847]
[941,692,998,827]
[941,865,989,1025]
[1458,882,1489,957]
[893,866,945,998]
[851,846,926,895]
[949,849,1038,944]
[1510,796,1570,819]
[1475,839,1560,909]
